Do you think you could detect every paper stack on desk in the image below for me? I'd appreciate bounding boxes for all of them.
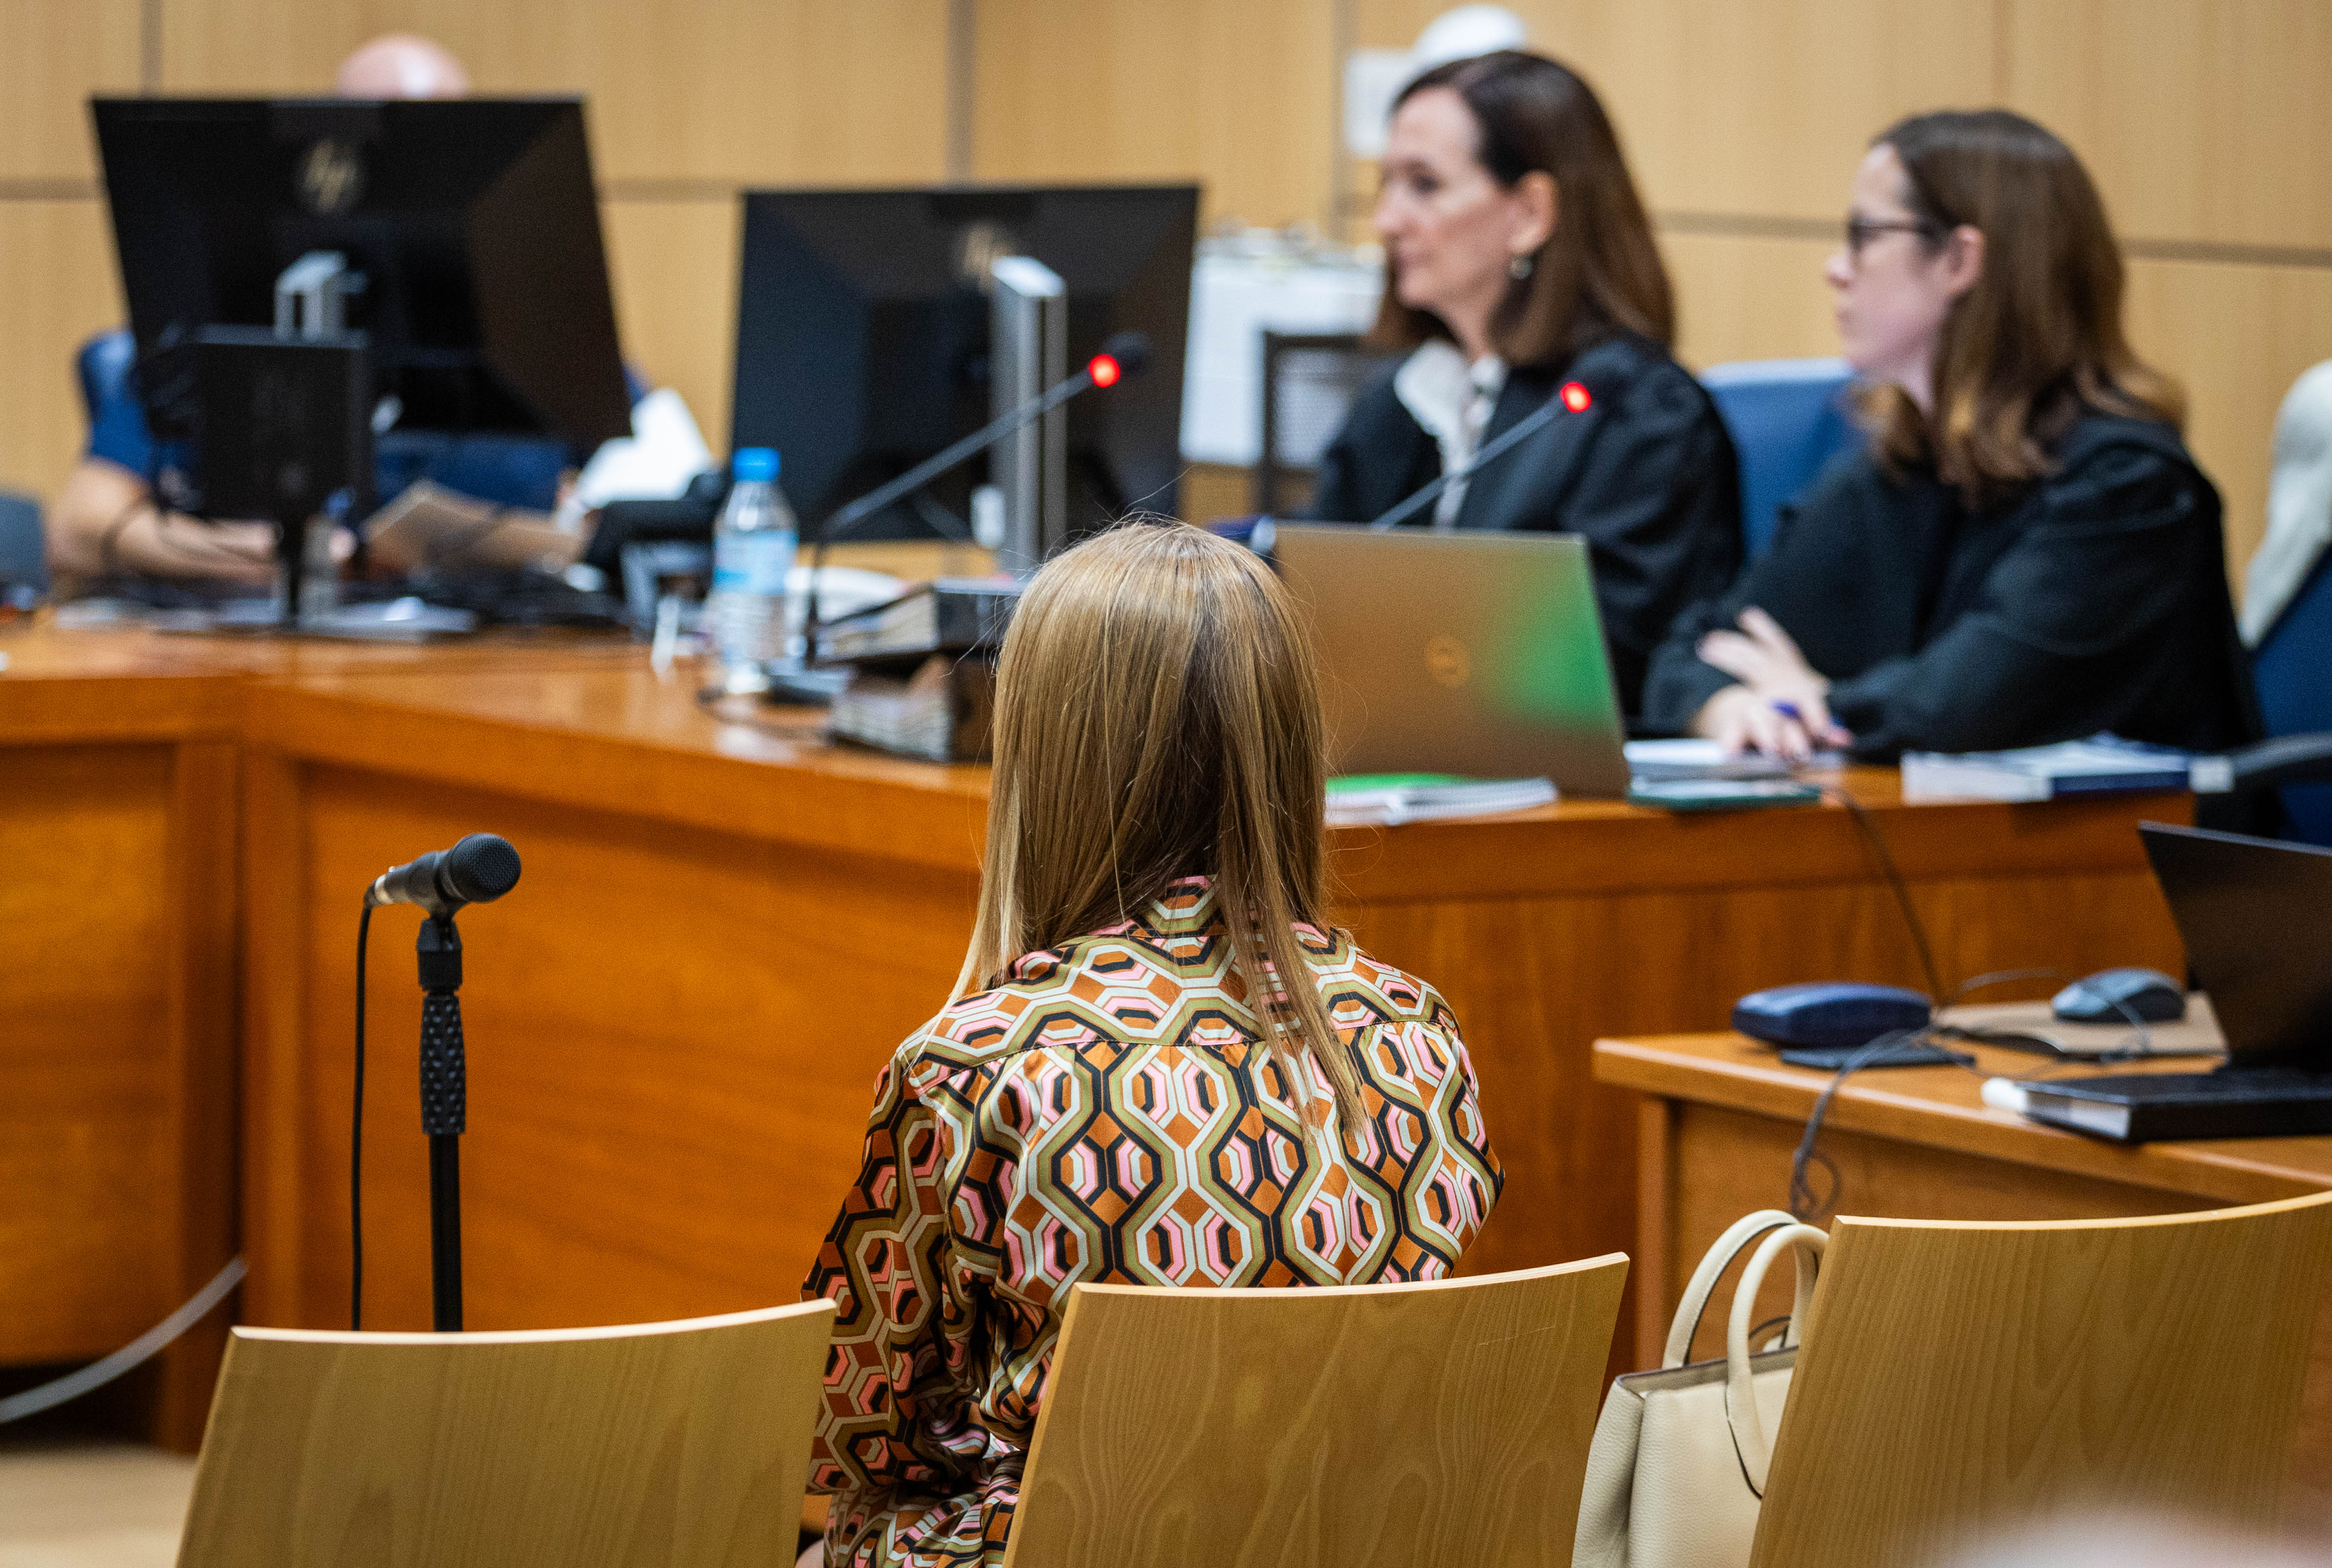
[1623,737,1843,780]
[1325,774,1555,827]
[1901,735,2194,802]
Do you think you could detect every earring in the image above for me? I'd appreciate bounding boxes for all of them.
[1509,252,1535,280]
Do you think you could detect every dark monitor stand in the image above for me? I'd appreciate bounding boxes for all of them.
[192,326,372,627]
[92,96,631,634]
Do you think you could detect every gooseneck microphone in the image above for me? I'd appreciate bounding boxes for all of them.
[801,331,1153,652]
[365,833,523,914]
[1368,377,1596,532]
[353,830,522,1334]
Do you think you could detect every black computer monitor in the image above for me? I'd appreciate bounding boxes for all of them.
[92,97,631,457]
[730,184,1198,541]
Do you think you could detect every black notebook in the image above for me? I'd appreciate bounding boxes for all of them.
[2015,825,2332,1145]
[2019,1070,2332,1144]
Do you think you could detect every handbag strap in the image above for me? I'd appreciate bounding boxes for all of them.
[1723,1222,1827,1497]
[1662,1209,1798,1369]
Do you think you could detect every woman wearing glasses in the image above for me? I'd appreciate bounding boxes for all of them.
[1310,50,1740,718]
[1642,110,2254,760]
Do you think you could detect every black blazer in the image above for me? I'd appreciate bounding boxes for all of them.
[1640,412,2258,758]
[1308,332,1741,717]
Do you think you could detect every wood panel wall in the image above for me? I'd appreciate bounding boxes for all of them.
[3,0,2327,592]
[0,0,948,508]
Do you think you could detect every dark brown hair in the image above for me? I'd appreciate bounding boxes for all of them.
[1862,109,2183,501]
[1371,50,1673,367]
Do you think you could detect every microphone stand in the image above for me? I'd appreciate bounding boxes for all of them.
[801,360,1109,662]
[1368,392,1578,532]
[415,915,467,1332]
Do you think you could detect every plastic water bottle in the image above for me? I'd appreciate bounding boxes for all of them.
[704,447,797,689]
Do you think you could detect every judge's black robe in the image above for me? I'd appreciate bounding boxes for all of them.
[1641,411,2256,759]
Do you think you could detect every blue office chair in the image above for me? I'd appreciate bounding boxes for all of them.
[2247,548,2332,845]
[78,329,137,426]
[0,490,48,601]
[1700,358,1859,561]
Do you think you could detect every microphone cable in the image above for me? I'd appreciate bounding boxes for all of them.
[352,900,372,1330]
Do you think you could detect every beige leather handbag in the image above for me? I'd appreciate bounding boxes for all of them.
[1572,1210,1827,1568]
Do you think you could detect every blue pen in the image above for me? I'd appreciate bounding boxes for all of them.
[1771,699,1845,755]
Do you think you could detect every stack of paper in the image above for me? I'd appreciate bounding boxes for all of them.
[1900,736,2195,803]
[1623,738,1843,781]
[1325,774,1556,827]
[828,655,996,764]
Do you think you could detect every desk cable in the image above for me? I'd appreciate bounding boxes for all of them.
[352,901,372,1330]
[1817,783,1944,1002]
[0,1257,246,1425]
[1787,786,2198,1222]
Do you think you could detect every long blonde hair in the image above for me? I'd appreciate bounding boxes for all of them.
[955,520,1366,1134]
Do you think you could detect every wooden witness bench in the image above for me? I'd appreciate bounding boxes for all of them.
[1,617,2191,1446]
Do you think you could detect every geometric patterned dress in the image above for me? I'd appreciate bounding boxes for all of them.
[803,877,1504,1567]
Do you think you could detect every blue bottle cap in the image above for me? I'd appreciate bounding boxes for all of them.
[732,447,779,483]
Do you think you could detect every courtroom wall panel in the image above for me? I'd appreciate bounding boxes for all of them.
[972,0,1338,229]
[155,0,950,186]
[0,201,128,499]
[601,198,742,457]
[0,0,145,182]
[2005,0,2332,253]
[1355,0,1992,221]
[2125,258,2332,581]
[1659,229,1837,371]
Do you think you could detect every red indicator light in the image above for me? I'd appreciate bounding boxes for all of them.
[1560,380,1592,413]
[1089,354,1122,388]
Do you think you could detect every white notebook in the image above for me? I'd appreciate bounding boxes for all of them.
[1325,774,1556,827]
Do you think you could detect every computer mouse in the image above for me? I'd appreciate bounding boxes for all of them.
[2051,967,2186,1024]
[1732,982,1932,1051]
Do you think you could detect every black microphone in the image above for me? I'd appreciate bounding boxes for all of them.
[365,834,523,914]
[802,332,1153,653]
[1368,377,1598,532]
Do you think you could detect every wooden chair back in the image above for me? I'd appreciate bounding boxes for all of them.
[176,1299,835,1568]
[1749,1190,2332,1568]
[1000,1254,1629,1568]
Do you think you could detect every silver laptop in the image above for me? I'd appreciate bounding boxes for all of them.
[1272,525,1631,796]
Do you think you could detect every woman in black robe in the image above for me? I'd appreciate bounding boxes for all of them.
[1311,50,1739,719]
[1642,110,2253,760]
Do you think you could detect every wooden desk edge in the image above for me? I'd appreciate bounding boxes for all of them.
[238,682,990,872]
[0,671,247,744]
[1593,1034,2330,1209]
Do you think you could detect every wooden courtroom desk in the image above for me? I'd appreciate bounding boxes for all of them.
[1595,1027,2332,1527]
[229,652,2195,1377]
[0,624,634,1447]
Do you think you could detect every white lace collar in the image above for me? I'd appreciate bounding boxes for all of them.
[1393,341,1506,528]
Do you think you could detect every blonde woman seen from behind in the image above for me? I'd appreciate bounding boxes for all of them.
[798,520,1504,1568]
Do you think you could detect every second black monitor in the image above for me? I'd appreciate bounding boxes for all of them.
[731,184,1197,542]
